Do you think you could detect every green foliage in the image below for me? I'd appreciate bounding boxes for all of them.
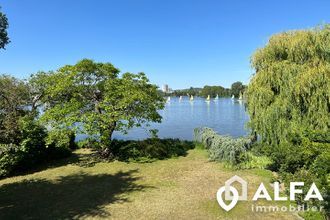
[76,138,101,149]
[231,81,246,98]
[0,75,30,144]
[311,151,330,216]
[0,116,71,176]
[299,211,325,220]
[247,25,330,147]
[0,7,10,49]
[33,59,165,148]
[255,133,330,216]
[0,75,72,177]
[109,138,195,162]
[172,87,202,97]
[281,169,323,208]
[18,116,48,167]
[46,129,76,152]
[0,144,22,176]
[311,150,330,179]
[200,85,230,98]
[247,25,330,218]
[194,127,255,166]
[237,152,272,169]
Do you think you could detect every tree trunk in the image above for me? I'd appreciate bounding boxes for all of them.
[99,121,116,158]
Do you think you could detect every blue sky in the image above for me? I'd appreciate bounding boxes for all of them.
[0,0,329,89]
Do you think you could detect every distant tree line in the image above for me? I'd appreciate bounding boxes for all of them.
[171,87,202,97]
[163,82,246,98]
[200,86,230,98]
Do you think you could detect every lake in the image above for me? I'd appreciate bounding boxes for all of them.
[112,97,250,140]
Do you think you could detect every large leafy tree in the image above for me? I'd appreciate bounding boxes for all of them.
[247,25,330,146]
[0,7,10,49]
[33,59,165,150]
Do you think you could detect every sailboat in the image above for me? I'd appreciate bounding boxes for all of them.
[179,96,183,101]
[239,92,243,100]
[190,95,194,101]
[214,94,219,101]
[206,95,210,102]
[167,96,171,102]
[231,95,235,99]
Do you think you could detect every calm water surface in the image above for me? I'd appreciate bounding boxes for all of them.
[112,97,249,140]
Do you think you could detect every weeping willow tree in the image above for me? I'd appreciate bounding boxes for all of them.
[247,25,330,147]
[247,25,330,217]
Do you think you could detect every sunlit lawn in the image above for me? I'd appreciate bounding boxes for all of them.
[0,148,299,219]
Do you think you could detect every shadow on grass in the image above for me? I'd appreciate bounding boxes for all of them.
[110,138,195,162]
[4,150,101,179]
[6,138,195,178]
[0,169,148,219]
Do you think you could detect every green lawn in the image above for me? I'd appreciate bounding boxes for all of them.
[0,148,300,219]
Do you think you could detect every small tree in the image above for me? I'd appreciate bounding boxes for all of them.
[34,59,165,151]
[0,6,10,49]
[230,81,245,98]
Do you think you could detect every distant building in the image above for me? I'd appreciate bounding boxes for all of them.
[162,84,169,93]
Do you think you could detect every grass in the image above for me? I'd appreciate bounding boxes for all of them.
[0,148,301,219]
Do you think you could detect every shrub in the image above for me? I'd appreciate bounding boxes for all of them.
[44,129,75,160]
[109,138,194,162]
[311,151,330,216]
[76,138,101,149]
[46,129,76,150]
[0,118,73,177]
[0,144,22,177]
[281,170,322,206]
[311,149,330,178]
[194,127,255,166]
[18,116,48,168]
[238,152,272,169]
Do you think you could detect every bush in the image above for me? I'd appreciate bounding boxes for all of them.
[257,136,330,173]
[43,129,74,160]
[299,210,326,220]
[76,138,101,149]
[109,138,195,162]
[238,152,272,169]
[194,127,255,166]
[0,144,22,177]
[311,151,330,217]
[18,116,48,168]
[0,118,73,177]
[277,153,330,218]
[281,169,323,206]
[46,129,76,149]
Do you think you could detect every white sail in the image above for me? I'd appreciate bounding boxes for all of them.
[231,95,235,99]
[206,95,210,101]
[190,95,194,101]
[214,94,219,100]
[239,92,243,100]
[167,97,171,102]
